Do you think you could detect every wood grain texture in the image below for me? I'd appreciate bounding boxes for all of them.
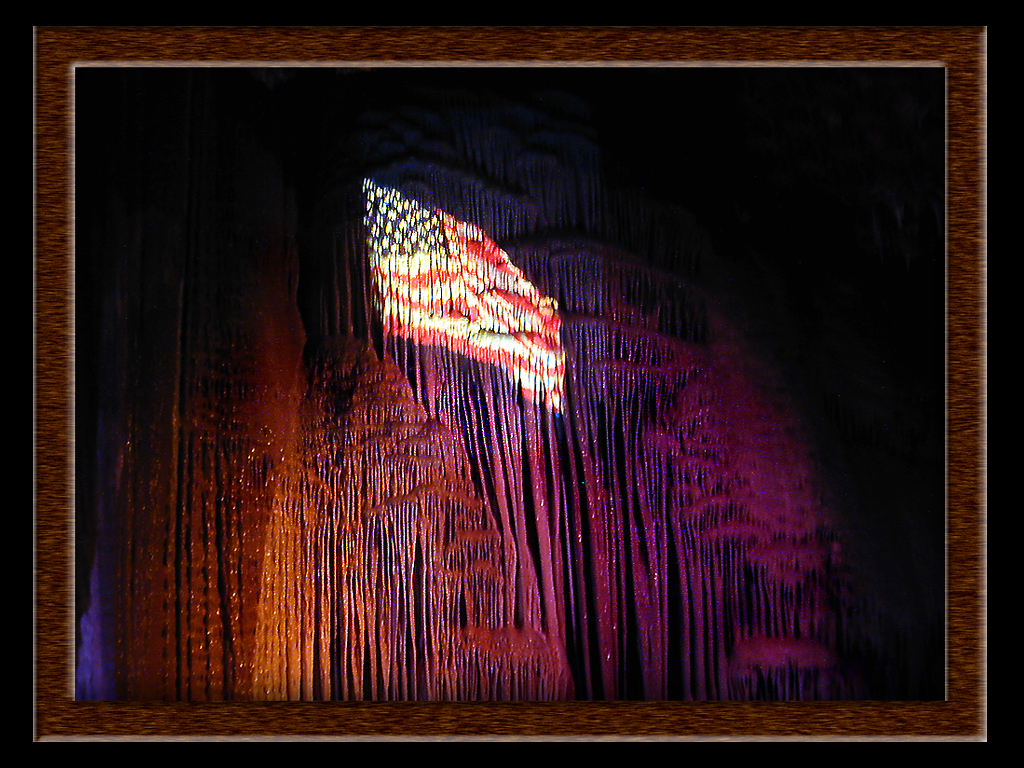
[34,25,985,741]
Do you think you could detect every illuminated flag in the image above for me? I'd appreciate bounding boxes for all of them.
[364,179,565,412]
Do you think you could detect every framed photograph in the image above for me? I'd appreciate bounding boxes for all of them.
[34,26,985,741]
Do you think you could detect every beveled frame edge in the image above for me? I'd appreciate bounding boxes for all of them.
[33,26,986,741]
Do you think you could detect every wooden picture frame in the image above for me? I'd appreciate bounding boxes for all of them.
[34,26,985,741]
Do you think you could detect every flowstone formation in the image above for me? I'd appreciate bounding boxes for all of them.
[75,69,940,701]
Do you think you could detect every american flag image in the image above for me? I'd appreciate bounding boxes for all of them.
[364,179,565,413]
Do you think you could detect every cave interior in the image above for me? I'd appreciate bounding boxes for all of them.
[73,65,946,701]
